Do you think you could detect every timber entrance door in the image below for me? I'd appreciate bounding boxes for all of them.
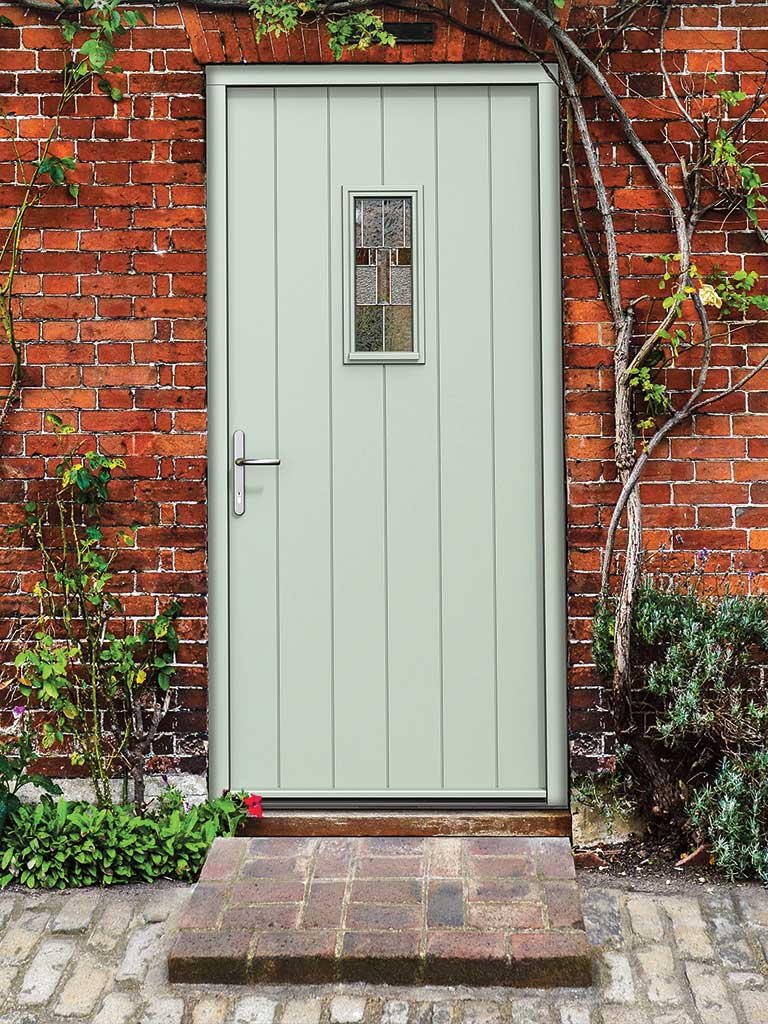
[208,66,566,805]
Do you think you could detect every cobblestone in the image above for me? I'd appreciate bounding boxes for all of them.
[0,874,766,1023]
[17,936,75,1005]
[51,892,100,934]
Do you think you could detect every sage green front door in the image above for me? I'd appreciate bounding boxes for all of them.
[217,70,564,801]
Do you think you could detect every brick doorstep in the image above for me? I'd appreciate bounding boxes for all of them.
[167,836,593,987]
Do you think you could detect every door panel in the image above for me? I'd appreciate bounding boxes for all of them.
[274,87,334,789]
[382,87,443,790]
[227,88,279,790]
[435,87,497,791]
[226,83,548,798]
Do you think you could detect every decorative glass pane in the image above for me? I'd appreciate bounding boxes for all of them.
[354,196,414,354]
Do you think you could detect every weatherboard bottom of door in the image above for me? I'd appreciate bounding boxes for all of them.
[238,809,571,837]
[240,789,548,800]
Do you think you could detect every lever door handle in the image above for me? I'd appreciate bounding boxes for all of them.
[235,458,281,467]
[233,430,279,516]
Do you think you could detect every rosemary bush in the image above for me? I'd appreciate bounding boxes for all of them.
[688,754,768,882]
[592,568,768,827]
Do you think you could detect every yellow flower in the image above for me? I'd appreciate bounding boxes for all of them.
[698,283,723,309]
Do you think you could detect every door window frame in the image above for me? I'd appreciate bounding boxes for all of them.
[206,64,567,807]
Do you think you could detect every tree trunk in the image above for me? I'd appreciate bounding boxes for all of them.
[609,313,643,726]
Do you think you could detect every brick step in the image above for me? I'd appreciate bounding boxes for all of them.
[168,836,593,987]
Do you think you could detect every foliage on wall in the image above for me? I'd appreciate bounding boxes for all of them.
[0,0,140,430]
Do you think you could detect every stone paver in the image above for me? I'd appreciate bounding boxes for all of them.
[0,872,766,1022]
[169,837,591,986]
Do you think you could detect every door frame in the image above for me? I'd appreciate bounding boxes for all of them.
[206,63,567,808]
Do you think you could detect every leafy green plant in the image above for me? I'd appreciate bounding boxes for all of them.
[688,754,768,881]
[0,707,61,838]
[593,568,768,821]
[248,0,394,59]
[0,789,247,889]
[702,268,768,319]
[8,422,182,809]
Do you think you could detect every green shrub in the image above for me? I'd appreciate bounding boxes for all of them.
[688,754,768,881]
[0,789,246,889]
[592,571,768,821]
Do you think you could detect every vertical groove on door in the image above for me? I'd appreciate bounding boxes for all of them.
[486,86,500,790]
[382,366,390,788]
[380,88,391,789]
[272,89,282,787]
[436,90,448,790]
[326,87,337,789]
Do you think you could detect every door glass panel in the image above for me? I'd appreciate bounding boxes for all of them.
[354,196,413,354]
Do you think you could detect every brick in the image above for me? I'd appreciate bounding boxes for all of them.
[544,882,584,929]
[470,856,536,878]
[508,932,593,987]
[168,929,252,984]
[469,878,539,902]
[240,857,311,881]
[345,902,422,931]
[427,880,464,927]
[355,856,425,878]
[229,881,306,907]
[341,930,421,983]
[179,885,229,928]
[350,879,422,904]
[467,902,544,930]
[534,839,577,879]
[221,904,301,930]
[301,881,346,928]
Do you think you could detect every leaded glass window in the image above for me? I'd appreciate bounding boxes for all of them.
[354,196,413,354]
[344,187,423,364]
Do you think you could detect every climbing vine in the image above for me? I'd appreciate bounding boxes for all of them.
[0,0,141,430]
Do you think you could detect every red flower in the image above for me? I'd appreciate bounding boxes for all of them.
[244,793,263,819]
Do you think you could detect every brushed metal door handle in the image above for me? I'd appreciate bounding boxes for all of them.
[235,458,281,467]
[233,430,279,516]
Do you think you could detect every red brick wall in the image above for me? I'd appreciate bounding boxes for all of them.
[0,0,766,782]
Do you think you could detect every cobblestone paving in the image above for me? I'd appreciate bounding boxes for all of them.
[1,872,767,1022]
